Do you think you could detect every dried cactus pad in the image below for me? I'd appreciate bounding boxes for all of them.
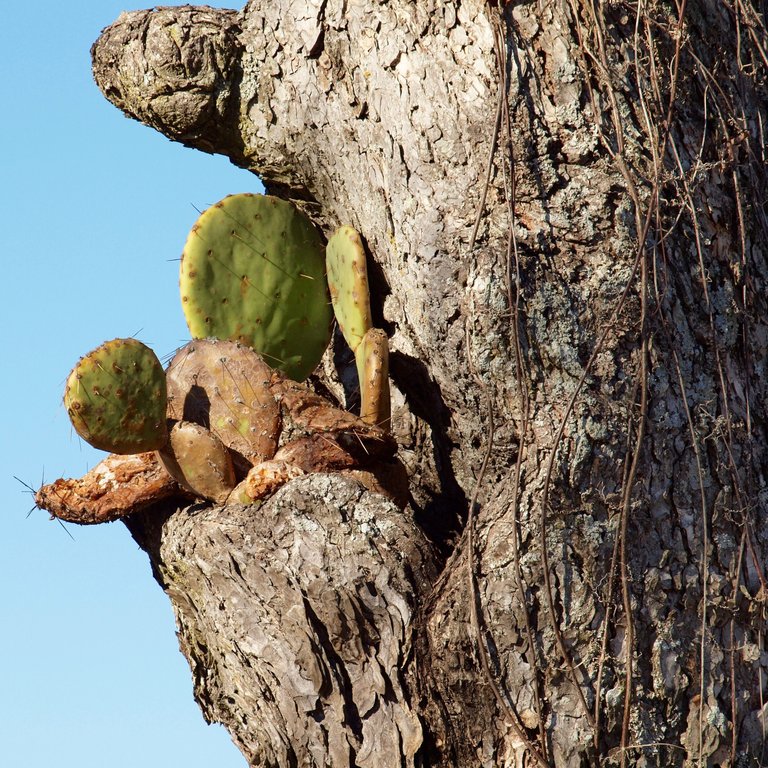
[325,225,372,353]
[180,193,333,381]
[356,328,391,431]
[166,339,280,465]
[157,421,236,504]
[64,338,168,454]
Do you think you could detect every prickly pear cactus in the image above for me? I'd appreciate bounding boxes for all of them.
[325,225,372,353]
[356,328,391,431]
[180,193,333,381]
[64,338,168,454]
[157,421,236,503]
[165,339,280,469]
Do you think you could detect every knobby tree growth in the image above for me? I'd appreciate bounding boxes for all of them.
[49,1,768,765]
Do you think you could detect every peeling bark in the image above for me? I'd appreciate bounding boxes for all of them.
[86,1,768,766]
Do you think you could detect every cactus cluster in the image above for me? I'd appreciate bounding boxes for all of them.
[59,195,395,508]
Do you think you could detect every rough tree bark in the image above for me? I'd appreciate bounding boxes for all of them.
[87,1,768,766]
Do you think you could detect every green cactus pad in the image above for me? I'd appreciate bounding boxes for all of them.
[325,225,372,353]
[157,421,236,503]
[355,328,391,431]
[64,338,168,454]
[180,193,333,381]
[166,339,280,467]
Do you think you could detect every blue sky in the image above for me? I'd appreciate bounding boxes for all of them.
[1,2,257,765]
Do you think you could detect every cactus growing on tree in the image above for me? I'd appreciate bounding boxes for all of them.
[57,204,399,512]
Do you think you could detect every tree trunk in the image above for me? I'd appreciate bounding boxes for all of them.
[90,1,768,765]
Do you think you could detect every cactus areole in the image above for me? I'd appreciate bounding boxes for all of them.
[179,194,333,382]
[64,338,168,454]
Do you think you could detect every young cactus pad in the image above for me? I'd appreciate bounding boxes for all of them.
[64,338,168,454]
[180,194,333,381]
[356,328,391,431]
[325,225,372,353]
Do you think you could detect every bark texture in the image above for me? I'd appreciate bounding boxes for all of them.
[126,476,435,766]
[90,1,768,766]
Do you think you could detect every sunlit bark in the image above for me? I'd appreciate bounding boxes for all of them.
[86,2,768,765]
